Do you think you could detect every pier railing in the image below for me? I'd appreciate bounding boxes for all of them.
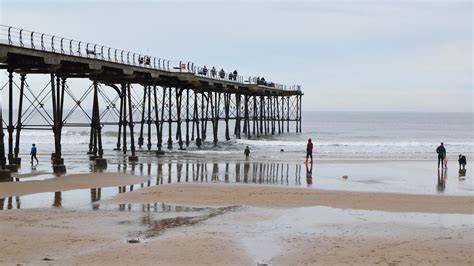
[0,25,301,91]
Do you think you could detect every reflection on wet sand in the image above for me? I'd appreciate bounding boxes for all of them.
[306,163,313,187]
[1,161,306,211]
[437,169,447,193]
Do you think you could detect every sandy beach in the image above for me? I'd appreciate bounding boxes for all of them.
[1,172,473,265]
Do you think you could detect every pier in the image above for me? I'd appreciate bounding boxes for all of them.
[0,25,303,175]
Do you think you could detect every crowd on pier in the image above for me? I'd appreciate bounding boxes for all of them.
[197,65,279,88]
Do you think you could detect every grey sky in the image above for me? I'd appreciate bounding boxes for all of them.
[1,0,472,112]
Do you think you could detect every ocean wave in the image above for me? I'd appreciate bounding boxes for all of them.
[236,139,474,147]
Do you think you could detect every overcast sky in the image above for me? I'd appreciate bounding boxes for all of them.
[1,0,472,112]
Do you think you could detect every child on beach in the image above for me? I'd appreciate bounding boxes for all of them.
[443,157,448,169]
[244,146,250,159]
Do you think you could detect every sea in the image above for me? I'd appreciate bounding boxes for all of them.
[11,111,473,162]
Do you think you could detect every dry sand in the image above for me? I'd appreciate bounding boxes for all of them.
[0,172,148,198]
[105,182,474,214]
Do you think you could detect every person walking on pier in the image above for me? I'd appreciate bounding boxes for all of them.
[436,142,446,169]
[233,70,238,80]
[30,143,39,164]
[219,68,225,79]
[210,67,216,77]
[244,146,250,159]
[305,139,313,164]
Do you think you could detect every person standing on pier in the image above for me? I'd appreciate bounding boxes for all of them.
[305,138,313,164]
[436,142,446,169]
[30,143,39,164]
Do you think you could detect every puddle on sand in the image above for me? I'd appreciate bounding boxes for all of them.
[134,205,241,239]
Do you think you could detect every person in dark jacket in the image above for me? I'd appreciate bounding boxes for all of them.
[306,138,313,164]
[436,142,446,168]
[244,146,250,159]
[30,143,39,164]
[458,154,467,170]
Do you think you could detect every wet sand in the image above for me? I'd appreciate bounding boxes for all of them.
[1,173,473,265]
[106,183,474,214]
[0,173,148,198]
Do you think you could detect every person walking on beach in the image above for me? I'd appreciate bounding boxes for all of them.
[30,143,39,164]
[436,142,446,169]
[458,154,467,171]
[306,138,313,164]
[244,146,250,159]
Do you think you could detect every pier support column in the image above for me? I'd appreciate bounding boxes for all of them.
[146,86,152,151]
[153,86,164,155]
[176,89,184,150]
[121,83,128,155]
[276,95,281,134]
[0,101,12,181]
[244,95,251,139]
[167,87,173,149]
[138,85,147,148]
[185,89,190,147]
[211,92,220,146]
[12,73,26,166]
[194,92,201,148]
[127,83,138,162]
[51,74,66,173]
[114,84,124,151]
[156,87,166,154]
[287,96,290,132]
[6,70,15,167]
[260,96,264,135]
[253,95,258,137]
[234,94,241,139]
[91,80,107,169]
[224,93,230,141]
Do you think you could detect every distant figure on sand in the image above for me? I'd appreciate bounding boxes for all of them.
[244,146,250,159]
[30,143,39,164]
[306,138,313,164]
[458,154,467,171]
[436,142,446,168]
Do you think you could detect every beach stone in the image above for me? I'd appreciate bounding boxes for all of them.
[128,239,140,244]
[342,175,348,179]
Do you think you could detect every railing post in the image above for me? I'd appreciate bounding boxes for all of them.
[51,36,55,52]
[30,32,35,49]
[19,29,24,47]
[41,34,45,50]
[7,27,12,45]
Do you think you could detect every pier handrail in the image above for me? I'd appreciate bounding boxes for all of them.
[0,25,301,91]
